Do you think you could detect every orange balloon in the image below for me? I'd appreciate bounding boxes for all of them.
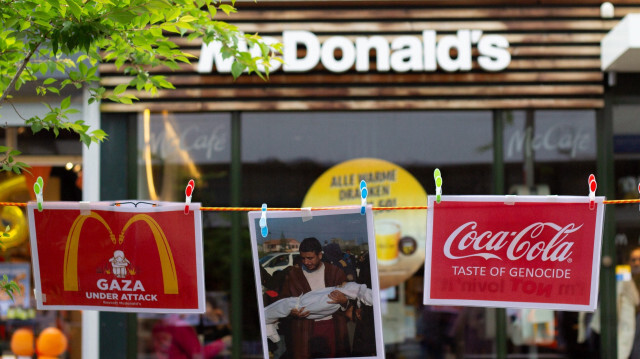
[36,327,68,356]
[10,327,34,356]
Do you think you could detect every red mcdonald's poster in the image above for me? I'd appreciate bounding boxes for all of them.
[27,201,205,313]
[424,195,605,311]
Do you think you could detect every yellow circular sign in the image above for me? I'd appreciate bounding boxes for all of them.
[302,158,427,289]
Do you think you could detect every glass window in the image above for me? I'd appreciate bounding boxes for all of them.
[243,110,495,358]
[612,104,640,359]
[0,128,84,358]
[136,112,235,358]
[503,110,597,358]
[504,110,597,196]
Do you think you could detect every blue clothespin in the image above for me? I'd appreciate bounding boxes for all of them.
[360,180,368,215]
[33,176,44,212]
[588,174,596,210]
[260,203,268,237]
[434,169,443,204]
[184,179,195,214]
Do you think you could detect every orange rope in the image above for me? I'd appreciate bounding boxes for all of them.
[3,201,637,211]
[200,206,429,211]
[0,202,27,207]
[603,199,640,204]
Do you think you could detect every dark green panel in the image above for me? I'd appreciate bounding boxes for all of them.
[230,112,243,359]
[492,110,506,359]
[100,113,137,199]
[598,91,617,359]
[99,112,138,359]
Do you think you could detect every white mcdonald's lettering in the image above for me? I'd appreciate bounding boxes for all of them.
[197,30,511,74]
[63,212,179,294]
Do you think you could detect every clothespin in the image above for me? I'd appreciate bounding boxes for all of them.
[79,201,91,216]
[637,183,639,212]
[301,207,313,222]
[360,180,368,215]
[260,204,268,237]
[588,174,597,210]
[33,176,44,212]
[184,179,195,214]
[434,168,443,204]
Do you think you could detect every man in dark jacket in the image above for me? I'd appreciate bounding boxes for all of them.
[279,237,350,358]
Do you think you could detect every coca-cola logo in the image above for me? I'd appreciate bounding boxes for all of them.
[443,222,580,262]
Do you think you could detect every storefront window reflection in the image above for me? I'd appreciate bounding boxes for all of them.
[243,111,495,358]
[133,109,601,358]
[504,110,597,358]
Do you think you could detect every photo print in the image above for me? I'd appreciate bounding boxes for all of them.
[248,206,384,359]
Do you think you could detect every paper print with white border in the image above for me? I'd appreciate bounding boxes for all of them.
[424,195,604,311]
[27,201,205,313]
[249,206,385,359]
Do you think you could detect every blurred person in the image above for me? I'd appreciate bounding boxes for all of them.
[628,247,640,359]
[153,314,230,359]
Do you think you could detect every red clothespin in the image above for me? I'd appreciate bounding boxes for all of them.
[185,179,195,214]
[588,174,597,210]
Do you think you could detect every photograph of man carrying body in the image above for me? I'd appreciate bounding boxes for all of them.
[280,237,350,358]
[249,207,383,359]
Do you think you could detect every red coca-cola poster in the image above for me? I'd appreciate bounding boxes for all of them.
[424,196,604,311]
[27,201,205,313]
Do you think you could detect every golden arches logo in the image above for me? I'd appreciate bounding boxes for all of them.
[63,212,179,294]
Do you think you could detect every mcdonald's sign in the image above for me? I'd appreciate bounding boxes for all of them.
[27,201,205,313]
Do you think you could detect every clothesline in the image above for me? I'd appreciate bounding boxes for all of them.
[0,199,638,211]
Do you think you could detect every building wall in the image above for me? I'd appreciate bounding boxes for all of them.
[98,1,640,113]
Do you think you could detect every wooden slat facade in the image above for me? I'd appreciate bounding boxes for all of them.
[99,1,640,112]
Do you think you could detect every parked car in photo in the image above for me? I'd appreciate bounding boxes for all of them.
[259,252,299,275]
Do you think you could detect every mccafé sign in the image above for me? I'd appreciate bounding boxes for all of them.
[198,30,511,74]
[424,195,604,311]
[28,201,205,313]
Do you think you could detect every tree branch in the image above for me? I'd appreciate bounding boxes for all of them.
[0,41,42,105]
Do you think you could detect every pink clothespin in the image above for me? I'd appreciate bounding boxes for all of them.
[637,183,640,212]
[185,179,195,214]
[588,174,597,210]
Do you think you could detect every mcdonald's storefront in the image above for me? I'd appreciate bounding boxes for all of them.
[4,1,640,358]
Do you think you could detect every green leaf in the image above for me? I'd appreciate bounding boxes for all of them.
[90,129,108,141]
[79,133,91,147]
[231,61,244,79]
[31,122,44,134]
[179,15,196,22]
[219,4,237,15]
[61,96,71,110]
[175,22,194,31]
[43,78,56,85]
[67,0,83,18]
[113,83,128,96]
[165,8,181,21]
[109,10,136,24]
